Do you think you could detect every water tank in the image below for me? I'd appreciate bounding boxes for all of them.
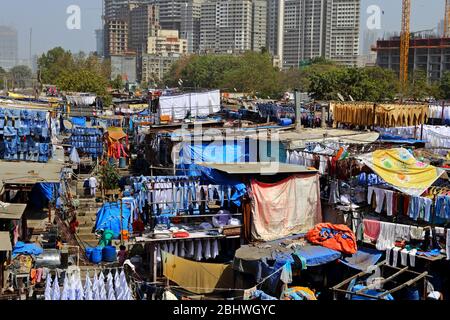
[102,246,117,262]
[90,246,103,264]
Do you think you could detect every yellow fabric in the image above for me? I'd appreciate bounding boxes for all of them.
[331,102,429,128]
[282,286,317,300]
[107,127,127,141]
[359,148,444,196]
[7,92,27,99]
[161,251,233,294]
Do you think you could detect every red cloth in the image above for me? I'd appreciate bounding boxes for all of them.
[363,219,381,241]
[132,219,145,233]
[306,223,357,255]
[69,220,79,234]
[173,231,190,238]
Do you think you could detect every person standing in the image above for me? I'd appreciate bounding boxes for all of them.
[89,175,98,198]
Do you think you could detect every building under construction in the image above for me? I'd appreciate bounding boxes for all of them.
[374,36,450,82]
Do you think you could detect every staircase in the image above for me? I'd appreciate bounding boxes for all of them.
[73,174,104,248]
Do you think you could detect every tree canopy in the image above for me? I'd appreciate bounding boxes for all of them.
[38,47,112,104]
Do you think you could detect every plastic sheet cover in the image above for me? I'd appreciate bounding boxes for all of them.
[95,201,133,238]
[159,90,220,120]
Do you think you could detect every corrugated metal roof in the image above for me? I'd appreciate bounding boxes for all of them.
[0,232,12,251]
[197,162,317,174]
[0,203,27,220]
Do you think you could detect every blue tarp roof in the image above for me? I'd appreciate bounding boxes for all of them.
[95,201,133,238]
[378,134,426,145]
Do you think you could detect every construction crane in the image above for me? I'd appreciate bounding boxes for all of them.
[445,0,450,37]
[399,0,411,92]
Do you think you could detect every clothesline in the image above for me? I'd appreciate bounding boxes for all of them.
[135,263,286,294]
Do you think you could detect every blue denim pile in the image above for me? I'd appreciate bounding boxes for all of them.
[257,103,296,122]
[69,128,103,157]
[0,107,52,162]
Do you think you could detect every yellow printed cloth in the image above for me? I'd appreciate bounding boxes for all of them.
[358,148,444,196]
[161,251,234,294]
[107,127,127,141]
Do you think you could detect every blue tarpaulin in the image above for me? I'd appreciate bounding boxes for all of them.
[179,141,251,165]
[30,183,59,209]
[70,117,86,127]
[95,201,133,238]
[12,241,43,257]
[293,245,342,267]
[177,141,249,205]
[339,247,383,271]
[378,134,426,145]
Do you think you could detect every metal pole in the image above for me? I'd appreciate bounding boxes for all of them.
[294,89,302,130]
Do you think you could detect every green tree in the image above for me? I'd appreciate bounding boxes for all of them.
[439,71,450,99]
[0,67,5,89]
[10,65,32,88]
[38,47,75,84]
[111,75,124,90]
[308,67,398,102]
[408,69,430,101]
[56,69,110,104]
[220,52,281,97]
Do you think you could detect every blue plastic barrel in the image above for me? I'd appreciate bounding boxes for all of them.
[279,118,293,126]
[102,246,117,262]
[85,247,94,260]
[109,157,116,166]
[119,157,127,168]
[90,246,103,264]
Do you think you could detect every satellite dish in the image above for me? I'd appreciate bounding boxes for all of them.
[337,93,345,102]
[349,95,354,102]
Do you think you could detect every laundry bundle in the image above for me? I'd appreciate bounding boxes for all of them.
[306,223,357,255]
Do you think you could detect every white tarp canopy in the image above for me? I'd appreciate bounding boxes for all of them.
[159,90,221,120]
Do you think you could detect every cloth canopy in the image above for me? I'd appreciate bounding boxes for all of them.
[159,90,221,120]
[107,127,127,141]
[250,174,322,242]
[358,148,445,197]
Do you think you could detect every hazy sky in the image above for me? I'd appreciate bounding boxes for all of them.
[0,0,446,60]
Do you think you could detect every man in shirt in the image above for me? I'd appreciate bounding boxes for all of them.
[89,176,98,198]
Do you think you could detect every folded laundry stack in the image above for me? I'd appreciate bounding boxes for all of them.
[0,107,52,162]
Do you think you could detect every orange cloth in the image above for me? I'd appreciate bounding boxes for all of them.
[306,223,357,255]
[107,127,127,141]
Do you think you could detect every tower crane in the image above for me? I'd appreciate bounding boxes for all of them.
[399,0,411,92]
[444,0,450,37]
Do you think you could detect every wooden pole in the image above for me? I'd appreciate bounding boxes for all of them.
[120,199,123,245]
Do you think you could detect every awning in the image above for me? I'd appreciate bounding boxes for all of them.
[0,232,12,251]
[0,203,27,220]
[357,148,445,196]
[197,162,317,175]
[107,127,127,141]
